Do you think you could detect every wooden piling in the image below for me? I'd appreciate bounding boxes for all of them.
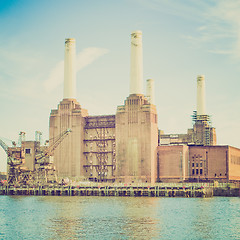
[1,184,235,198]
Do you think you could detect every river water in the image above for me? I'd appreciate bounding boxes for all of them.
[0,196,239,240]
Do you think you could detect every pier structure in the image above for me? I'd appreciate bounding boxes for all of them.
[0,184,212,198]
[1,182,239,197]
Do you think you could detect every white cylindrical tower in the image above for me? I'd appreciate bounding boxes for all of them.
[64,38,76,99]
[146,79,155,104]
[130,31,143,94]
[197,75,205,115]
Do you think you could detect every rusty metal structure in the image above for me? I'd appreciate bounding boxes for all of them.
[0,138,24,185]
[0,129,71,186]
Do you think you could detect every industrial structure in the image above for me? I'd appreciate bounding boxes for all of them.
[48,31,240,183]
[0,129,71,186]
[159,75,216,146]
[49,32,158,183]
[1,31,240,186]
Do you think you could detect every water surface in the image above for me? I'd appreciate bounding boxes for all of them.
[0,196,239,239]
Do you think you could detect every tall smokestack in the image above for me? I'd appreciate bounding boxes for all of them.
[197,75,205,115]
[64,38,76,99]
[130,31,143,94]
[146,79,155,104]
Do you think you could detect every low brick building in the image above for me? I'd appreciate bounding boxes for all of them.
[157,145,240,183]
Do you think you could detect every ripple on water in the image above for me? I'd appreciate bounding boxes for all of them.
[0,196,239,239]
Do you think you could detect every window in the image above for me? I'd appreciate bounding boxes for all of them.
[192,163,194,167]
[25,149,31,154]
[192,169,195,175]
[200,163,202,167]
[196,163,198,167]
[196,169,199,175]
[200,169,203,175]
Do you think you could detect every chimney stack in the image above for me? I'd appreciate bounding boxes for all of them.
[146,79,155,104]
[197,75,205,115]
[64,38,76,99]
[130,31,143,95]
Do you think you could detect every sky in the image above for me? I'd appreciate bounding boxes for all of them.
[0,0,240,172]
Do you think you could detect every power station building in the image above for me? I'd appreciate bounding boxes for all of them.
[49,31,240,183]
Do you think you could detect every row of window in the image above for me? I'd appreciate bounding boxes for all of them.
[192,170,226,177]
[192,162,203,167]
[215,173,225,177]
[192,169,203,175]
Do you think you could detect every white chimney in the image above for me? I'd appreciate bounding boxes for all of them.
[146,79,155,104]
[197,75,205,115]
[64,38,76,99]
[130,31,143,95]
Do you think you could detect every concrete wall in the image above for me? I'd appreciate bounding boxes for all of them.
[228,146,240,181]
[49,99,88,179]
[116,94,158,183]
[158,145,189,182]
[210,128,217,145]
[21,141,40,171]
[159,132,193,145]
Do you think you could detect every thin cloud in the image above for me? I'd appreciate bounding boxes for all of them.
[208,49,233,55]
[189,1,240,58]
[76,48,109,72]
[134,0,208,21]
[140,0,240,59]
[44,47,109,92]
[0,47,41,80]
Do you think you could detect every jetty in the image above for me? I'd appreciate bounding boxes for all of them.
[0,182,239,198]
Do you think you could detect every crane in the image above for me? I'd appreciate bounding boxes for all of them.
[0,138,24,185]
[33,128,72,186]
[0,138,9,154]
[0,129,72,186]
[35,128,72,162]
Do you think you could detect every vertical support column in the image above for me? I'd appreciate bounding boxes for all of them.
[197,75,205,115]
[130,31,143,94]
[64,38,76,99]
[146,79,155,104]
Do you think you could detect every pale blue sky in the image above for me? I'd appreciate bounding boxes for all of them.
[0,0,240,171]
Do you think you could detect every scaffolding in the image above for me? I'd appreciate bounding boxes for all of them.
[83,116,116,182]
[192,111,213,146]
